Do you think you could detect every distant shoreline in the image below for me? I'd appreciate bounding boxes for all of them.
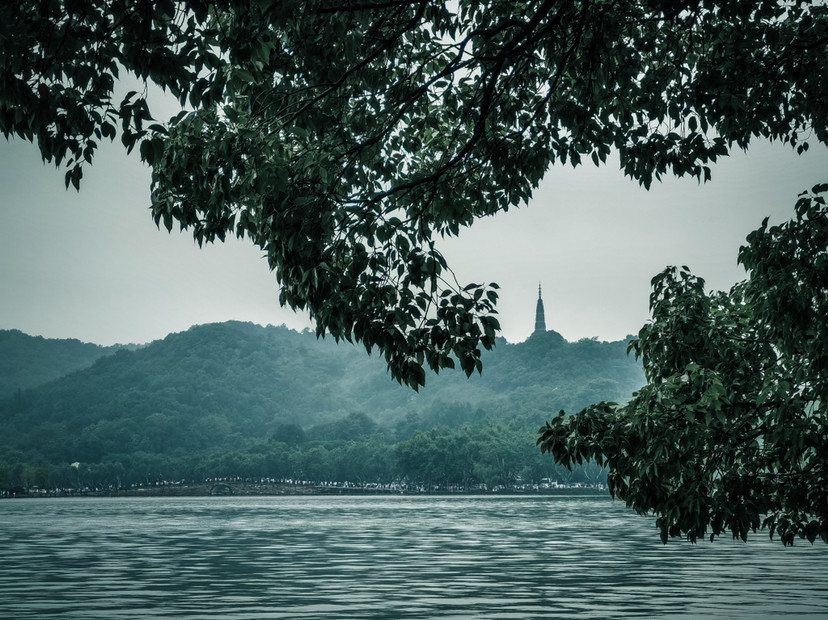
[3,482,609,499]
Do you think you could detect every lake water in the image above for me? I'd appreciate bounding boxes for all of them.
[0,494,825,619]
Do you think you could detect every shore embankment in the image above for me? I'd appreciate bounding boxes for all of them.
[3,479,608,498]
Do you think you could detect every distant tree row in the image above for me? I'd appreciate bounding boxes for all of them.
[0,420,606,493]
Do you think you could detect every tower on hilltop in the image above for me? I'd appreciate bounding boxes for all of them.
[534,283,546,335]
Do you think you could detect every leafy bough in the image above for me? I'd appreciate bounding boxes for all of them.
[539,185,828,545]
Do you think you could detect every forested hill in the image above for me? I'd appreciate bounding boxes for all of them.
[0,321,643,471]
[0,329,133,398]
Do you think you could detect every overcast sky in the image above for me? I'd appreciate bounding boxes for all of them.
[1,134,826,346]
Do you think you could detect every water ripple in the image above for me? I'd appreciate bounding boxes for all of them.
[1,495,826,618]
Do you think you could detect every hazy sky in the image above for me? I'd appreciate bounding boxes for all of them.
[1,134,826,346]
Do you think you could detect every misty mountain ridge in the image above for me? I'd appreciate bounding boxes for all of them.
[0,321,644,467]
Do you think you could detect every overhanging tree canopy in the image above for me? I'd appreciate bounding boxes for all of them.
[540,184,828,545]
[2,0,826,387]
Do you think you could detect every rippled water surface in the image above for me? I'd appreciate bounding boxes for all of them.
[1,495,826,618]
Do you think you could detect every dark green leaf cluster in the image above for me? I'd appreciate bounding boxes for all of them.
[0,0,220,184]
[539,186,828,545]
[3,1,826,386]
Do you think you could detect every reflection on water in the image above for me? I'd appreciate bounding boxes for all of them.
[0,495,825,618]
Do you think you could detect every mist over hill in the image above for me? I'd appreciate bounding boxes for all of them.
[0,321,643,488]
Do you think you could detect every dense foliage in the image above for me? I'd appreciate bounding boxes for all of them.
[0,322,641,487]
[539,186,828,546]
[3,0,826,385]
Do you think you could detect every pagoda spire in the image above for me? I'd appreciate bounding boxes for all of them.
[534,283,546,334]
